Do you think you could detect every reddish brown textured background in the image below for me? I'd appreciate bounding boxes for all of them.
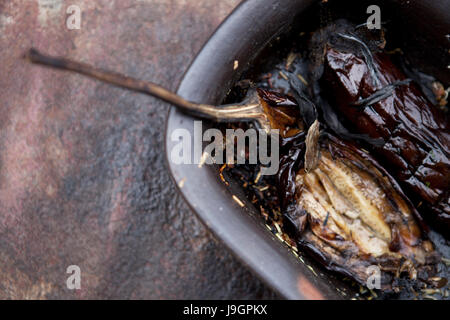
[0,0,277,299]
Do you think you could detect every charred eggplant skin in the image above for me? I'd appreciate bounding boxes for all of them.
[278,132,438,289]
[314,24,450,234]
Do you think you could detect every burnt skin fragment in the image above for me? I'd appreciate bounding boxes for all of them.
[257,88,303,137]
[309,20,450,236]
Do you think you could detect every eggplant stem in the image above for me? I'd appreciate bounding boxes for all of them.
[25,48,270,131]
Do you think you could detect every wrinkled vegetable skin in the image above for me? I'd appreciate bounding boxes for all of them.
[324,49,450,234]
[279,134,438,289]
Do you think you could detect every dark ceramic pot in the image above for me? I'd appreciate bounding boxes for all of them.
[165,0,449,299]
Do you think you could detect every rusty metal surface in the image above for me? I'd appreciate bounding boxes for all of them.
[0,0,277,299]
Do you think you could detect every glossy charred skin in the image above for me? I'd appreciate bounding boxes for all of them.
[316,23,450,235]
[257,88,303,137]
[279,129,439,290]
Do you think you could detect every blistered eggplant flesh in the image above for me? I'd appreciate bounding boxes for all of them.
[285,125,438,289]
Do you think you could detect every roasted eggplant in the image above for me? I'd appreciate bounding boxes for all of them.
[306,21,450,235]
[278,120,439,290]
[255,88,441,290]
